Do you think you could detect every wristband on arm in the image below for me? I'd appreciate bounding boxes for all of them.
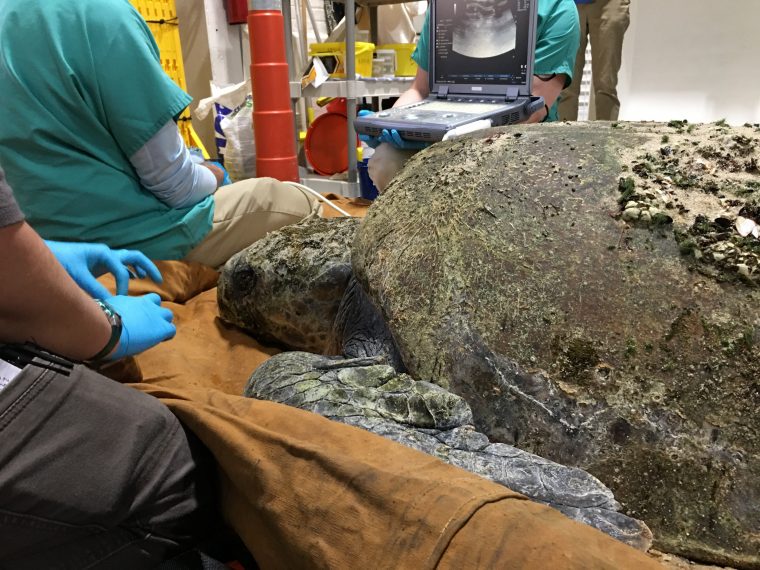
[87,299,123,362]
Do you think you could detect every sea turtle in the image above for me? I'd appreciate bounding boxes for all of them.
[219,121,760,568]
[219,213,655,553]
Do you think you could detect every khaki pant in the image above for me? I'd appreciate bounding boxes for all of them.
[558,0,630,121]
[184,177,320,268]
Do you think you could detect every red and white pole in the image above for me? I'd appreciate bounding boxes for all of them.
[248,0,299,181]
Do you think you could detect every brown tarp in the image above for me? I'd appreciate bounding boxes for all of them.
[98,194,660,569]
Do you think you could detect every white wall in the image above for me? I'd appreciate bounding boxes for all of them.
[618,0,760,125]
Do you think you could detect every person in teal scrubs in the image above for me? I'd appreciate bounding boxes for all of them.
[367,0,580,190]
[0,0,316,267]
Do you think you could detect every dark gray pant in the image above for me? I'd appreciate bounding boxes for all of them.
[0,363,217,569]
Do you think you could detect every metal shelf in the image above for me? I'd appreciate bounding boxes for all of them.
[283,0,416,192]
[290,77,413,99]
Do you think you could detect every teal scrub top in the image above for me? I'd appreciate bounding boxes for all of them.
[0,0,214,260]
[412,0,580,122]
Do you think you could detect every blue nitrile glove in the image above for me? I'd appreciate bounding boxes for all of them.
[45,241,163,299]
[357,110,430,150]
[208,161,232,185]
[107,293,176,359]
[190,148,231,184]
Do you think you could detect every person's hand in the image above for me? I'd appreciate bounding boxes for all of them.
[367,143,417,193]
[45,241,163,299]
[107,293,176,359]
[215,162,232,186]
[205,161,232,186]
[356,110,430,150]
[203,161,231,187]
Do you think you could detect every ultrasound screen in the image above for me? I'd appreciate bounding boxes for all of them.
[434,0,531,85]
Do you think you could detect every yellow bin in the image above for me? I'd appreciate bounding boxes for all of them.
[378,44,418,77]
[309,42,375,78]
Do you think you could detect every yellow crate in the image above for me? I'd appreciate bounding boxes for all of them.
[377,44,418,77]
[129,0,208,157]
[309,42,375,78]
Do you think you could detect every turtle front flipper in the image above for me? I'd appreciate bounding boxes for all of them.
[244,351,653,551]
[330,277,406,372]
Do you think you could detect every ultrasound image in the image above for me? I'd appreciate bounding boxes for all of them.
[452,0,516,59]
